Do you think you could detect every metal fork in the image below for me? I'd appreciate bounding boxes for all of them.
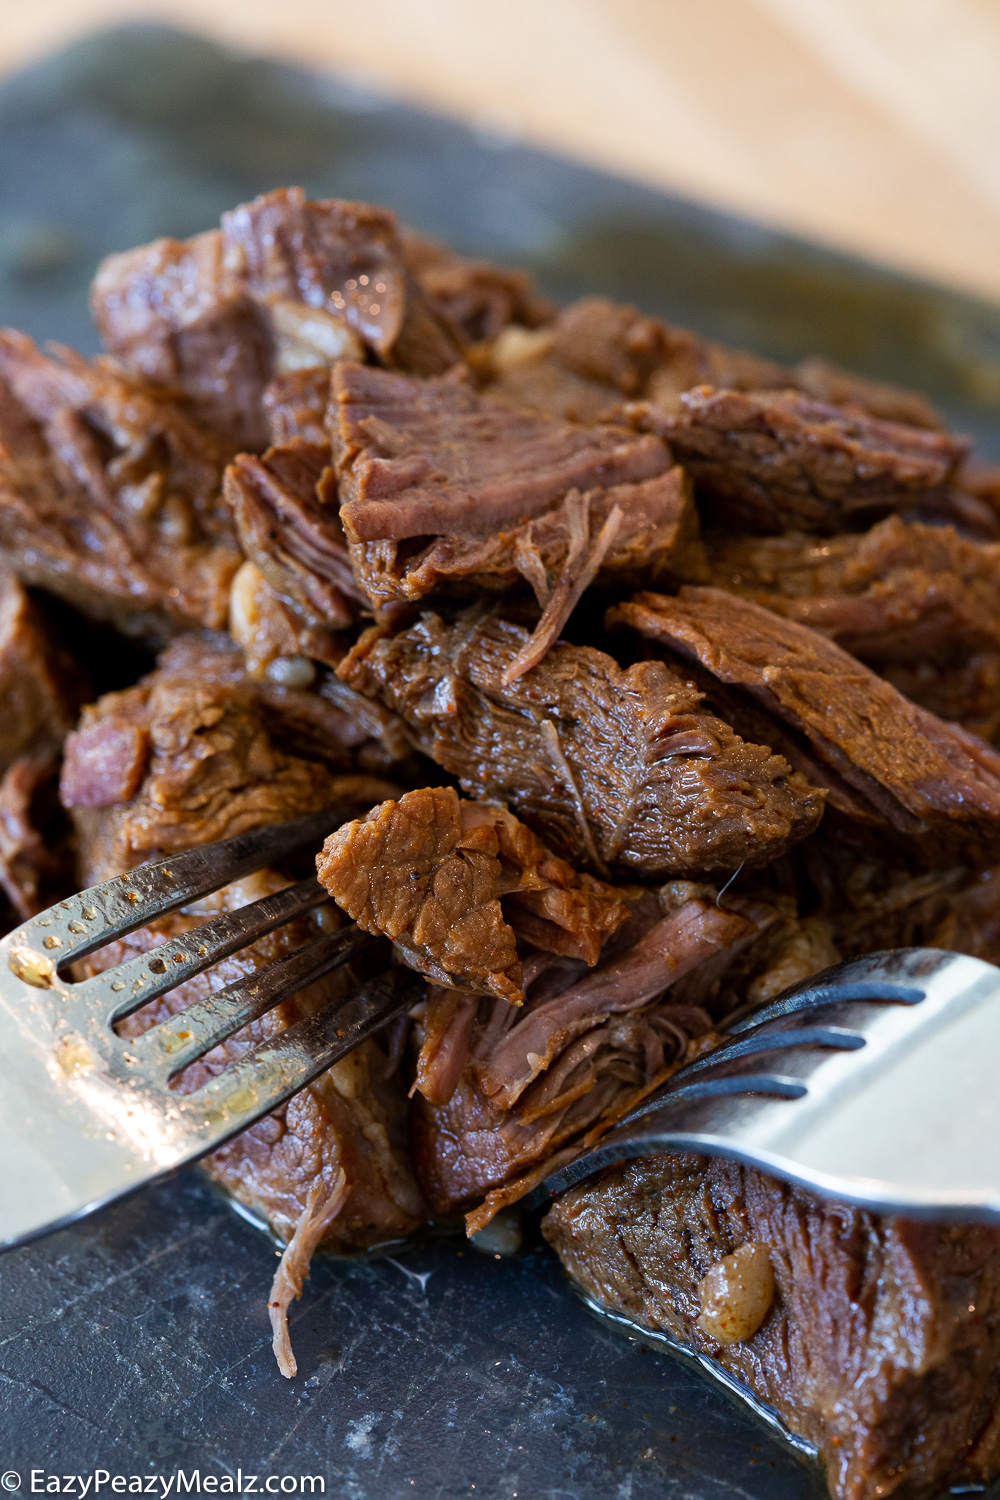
[533,947,1000,1221]
[0,809,422,1251]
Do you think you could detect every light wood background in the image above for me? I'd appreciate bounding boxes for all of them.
[2,0,1000,303]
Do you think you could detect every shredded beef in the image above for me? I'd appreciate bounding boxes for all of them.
[339,608,824,877]
[316,785,629,1002]
[610,586,1000,865]
[91,189,463,449]
[639,386,969,535]
[332,361,669,542]
[0,332,240,642]
[710,516,1000,739]
[544,1155,1000,1500]
[17,182,1000,1489]
[410,888,772,1215]
[329,361,703,634]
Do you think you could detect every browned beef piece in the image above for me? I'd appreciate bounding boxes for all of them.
[544,1155,1000,1500]
[316,785,629,1003]
[710,516,1000,739]
[64,637,422,1254]
[0,332,240,642]
[339,608,825,878]
[610,586,1000,865]
[223,438,366,665]
[640,386,969,534]
[401,230,555,345]
[410,888,781,1216]
[91,189,463,450]
[330,361,700,624]
[0,566,81,773]
[60,631,407,886]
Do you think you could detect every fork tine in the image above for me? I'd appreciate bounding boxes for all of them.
[10,809,346,971]
[125,925,375,1077]
[724,950,933,1035]
[72,876,330,1024]
[174,967,425,1145]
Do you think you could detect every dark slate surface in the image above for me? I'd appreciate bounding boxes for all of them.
[0,26,998,1499]
[0,1173,825,1500]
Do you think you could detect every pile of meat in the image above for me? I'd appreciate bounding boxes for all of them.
[6,186,1000,1499]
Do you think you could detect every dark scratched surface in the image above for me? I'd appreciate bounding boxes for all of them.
[0,26,998,1499]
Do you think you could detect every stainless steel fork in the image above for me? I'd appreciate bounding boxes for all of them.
[0,809,422,1251]
[533,947,1000,1222]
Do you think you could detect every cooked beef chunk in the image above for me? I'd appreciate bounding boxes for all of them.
[0,755,73,923]
[331,360,671,541]
[316,785,629,1002]
[91,189,462,450]
[401,231,555,345]
[639,386,969,534]
[410,888,770,1215]
[330,361,698,653]
[610,586,1000,864]
[0,567,81,773]
[0,332,240,642]
[65,641,423,1273]
[710,516,1000,739]
[543,1154,1000,1500]
[339,608,825,877]
[481,296,794,425]
[61,631,405,886]
[223,438,365,664]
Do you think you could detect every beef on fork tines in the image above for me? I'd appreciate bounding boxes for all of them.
[58,630,425,1373]
[315,785,631,1002]
[314,786,769,1222]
